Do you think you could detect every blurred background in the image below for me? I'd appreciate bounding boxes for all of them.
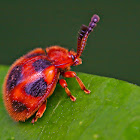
[0,1,139,85]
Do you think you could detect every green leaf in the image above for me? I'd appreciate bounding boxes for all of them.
[0,65,140,140]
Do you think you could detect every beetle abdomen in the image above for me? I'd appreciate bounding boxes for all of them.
[3,48,59,121]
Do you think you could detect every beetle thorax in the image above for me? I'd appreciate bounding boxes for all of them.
[46,46,81,69]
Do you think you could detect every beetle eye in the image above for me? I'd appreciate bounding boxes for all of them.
[71,55,75,61]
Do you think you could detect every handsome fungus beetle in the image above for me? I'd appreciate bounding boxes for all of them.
[3,14,100,123]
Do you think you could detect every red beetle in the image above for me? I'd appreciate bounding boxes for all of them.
[3,14,100,123]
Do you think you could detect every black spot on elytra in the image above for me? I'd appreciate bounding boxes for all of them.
[25,78,47,97]
[33,59,51,72]
[7,65,22,91]
[12,101,27,112]
[26,53,45,58]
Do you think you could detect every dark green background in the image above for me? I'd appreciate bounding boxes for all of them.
[0,1,139,85]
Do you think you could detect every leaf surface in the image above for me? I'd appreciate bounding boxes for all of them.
[0,65,140,140]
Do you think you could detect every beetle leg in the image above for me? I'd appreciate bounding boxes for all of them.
[62,71,90,94]
[59,79,76,101]
[31,100,47,124]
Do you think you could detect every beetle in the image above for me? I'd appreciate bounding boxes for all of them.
[3,14,100,123]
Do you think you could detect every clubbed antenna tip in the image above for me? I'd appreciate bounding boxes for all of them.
[76,14,100,58]
[91,14,100,23]
[88,14,100,33]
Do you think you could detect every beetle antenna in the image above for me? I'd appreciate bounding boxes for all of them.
[76,14,100,58]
